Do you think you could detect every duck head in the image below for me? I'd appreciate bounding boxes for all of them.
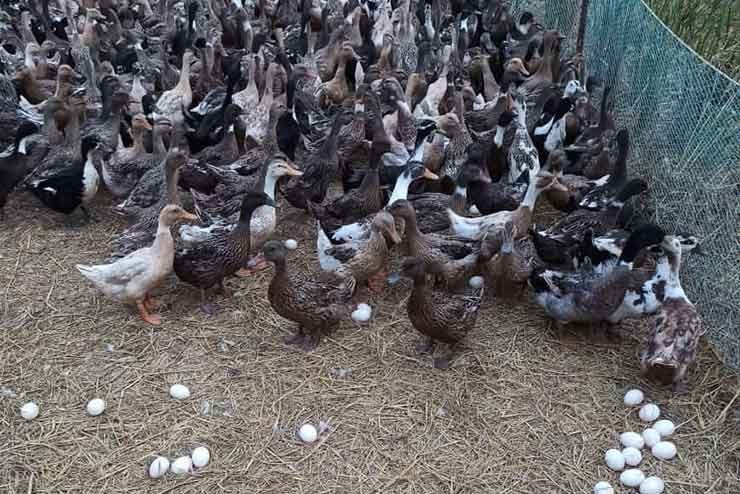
[431,113,463,138]
[132,113,153,132]
[387,199,415,222]
[80,135,101,158]
[372,211,402,244]
[266,154,303,179]
[534,170,568,193]
[263,239,288,265]
[159,204,199,226]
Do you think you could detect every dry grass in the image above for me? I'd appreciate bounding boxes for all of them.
[1,190,739,493]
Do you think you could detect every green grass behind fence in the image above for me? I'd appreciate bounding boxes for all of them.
[648,0,739,80]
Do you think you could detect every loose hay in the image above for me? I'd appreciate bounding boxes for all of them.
[1,191,738,493]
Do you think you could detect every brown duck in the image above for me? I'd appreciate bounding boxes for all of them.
[263,240,355,351]
[402,257,484,369]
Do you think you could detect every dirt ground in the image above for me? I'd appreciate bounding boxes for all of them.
[1,189,738,494]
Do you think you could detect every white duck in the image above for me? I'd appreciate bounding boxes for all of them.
[154,50,196,125]
[76,205,198,325]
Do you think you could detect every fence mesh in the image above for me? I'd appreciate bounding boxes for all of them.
[511,0,740,371]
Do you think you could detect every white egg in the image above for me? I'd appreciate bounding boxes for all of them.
[624,389,644,406]
[642,428,661,447]
[468,276,484,289]
[620,431,645,449]
[169,384,191,400]
[593,481,614,494]
[148,456,170,479]
[653,419,675,437]
[639,403,660,422]
[86,398,106,416]
[651,441,677,460]
[284,239,298,250]
[351,303,372,323]
[622,447,642,466]
[604,449,625,471]
[619,468,645,488]
[639,476,665,494]
[191,446,210,468]
[170,456,192,475]
[20,402,39,420]
[298,423,318,443]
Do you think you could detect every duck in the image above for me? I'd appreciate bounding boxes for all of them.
[111,151,189,259]
[102,113,157,197]
[388,200,481,287]
[228,100,290,176]
[640,235,705,392]
[317,211,402,293]
[191,104,242,167]
[76,205,198,325]
[507,93,540,183]
[316,42,359,108]
[82,88,130,156]
[607,233,702,326]
[448,170,566,241]
[577,129,633,210]
[28,134,101,221]
[281,111,347,210]
[529,224,666,330]
[263,239,355,351]
[244,62,279,146]
[530,178,648,264]
[0,122,42,218]
[401,256,484,369]
[308,144,385,240]
[405,155,494,233]
[154,49,196,125]
[233,54,260,112]
[320,160,439,247]
[480,221,542,297]
[174,191,276,305]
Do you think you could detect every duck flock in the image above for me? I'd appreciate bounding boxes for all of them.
[0,0,706,392]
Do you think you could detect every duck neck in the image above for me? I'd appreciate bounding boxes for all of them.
[153,218,175,250]
[664,249,686,299]
[64,109,82,149]
[261,171,279,201]
[389,172,413,205]
[133,127,147,153]
[164,165,180,204]
[494,124,506,148]
[83,149,96,175]
[176,57,192,92]
[450,185,467,214]
[520,178,541,210]
[152,127,168,154]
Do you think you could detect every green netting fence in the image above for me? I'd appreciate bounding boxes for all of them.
[512,0,740,371]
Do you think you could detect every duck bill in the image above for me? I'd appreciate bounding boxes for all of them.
[179,212,199,222]
[423,168,439,180]
[388,229,402,244]
[477,167,493,184]
[141,119,153,131]
[286,166,303,177]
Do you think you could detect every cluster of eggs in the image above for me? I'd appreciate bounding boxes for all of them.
[595,389,678,494]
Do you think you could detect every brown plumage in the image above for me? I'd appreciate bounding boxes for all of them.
[481,221,541,297]
[640,236,705,392]
[264,240,355,351]
[322,211,401,292]
[402,257,484,369]
[388,200,480,287]
[173,192,275,298]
